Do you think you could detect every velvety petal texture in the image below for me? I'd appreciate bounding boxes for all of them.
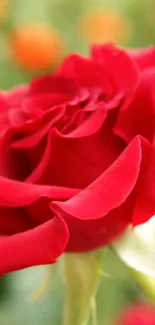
[0,217,69,274]
[52,137,142,221]
[0,43,154,274]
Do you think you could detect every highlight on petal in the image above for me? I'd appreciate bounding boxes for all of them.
[0,216,69,274]
[113,215,155,277]
[52,136,142,221]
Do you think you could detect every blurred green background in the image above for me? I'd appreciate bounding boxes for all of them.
[0,0,155,89]
[0,0,153,324]
[1,249,143,325]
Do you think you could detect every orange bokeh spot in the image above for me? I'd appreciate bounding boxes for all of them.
[10,24,64,72]
[80,10,130,44]
[0,0,7,21]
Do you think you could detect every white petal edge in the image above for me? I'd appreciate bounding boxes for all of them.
[113,215,155,278]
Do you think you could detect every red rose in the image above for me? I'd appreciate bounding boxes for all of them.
[0,44,153,274]
[116,304,155,325]
[128,46,155,71]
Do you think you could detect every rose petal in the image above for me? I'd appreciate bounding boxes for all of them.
[133,142,155,226]
[114,68,155,144]
[51,136,142,221]
[0,216,68,274]
[30,75,78,97]
[61,109,89,134]
[0,207,32,235]
[128,46,155,71]
[91,43,139,107]
[12,106,65,148]
[63,102,107,137]
[57,54,111,92]
[26,115,124,188]
[0,93,8,112]
[5,85,28,107]
[0,177,80,207]
[64,194,135,251]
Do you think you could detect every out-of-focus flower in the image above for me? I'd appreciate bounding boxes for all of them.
[0,0,7,21]
[116,304,155,325]
[10,23,64,72]
[79,10,131,44]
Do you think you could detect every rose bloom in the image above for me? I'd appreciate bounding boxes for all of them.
[0,44,155,274]
[116,304,155,325]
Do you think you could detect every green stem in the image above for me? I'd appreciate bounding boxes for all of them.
[130,269,155,304]
[91,297,98,325]
[63,249,104,325]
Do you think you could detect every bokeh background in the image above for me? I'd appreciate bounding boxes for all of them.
[0,0,153,324]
